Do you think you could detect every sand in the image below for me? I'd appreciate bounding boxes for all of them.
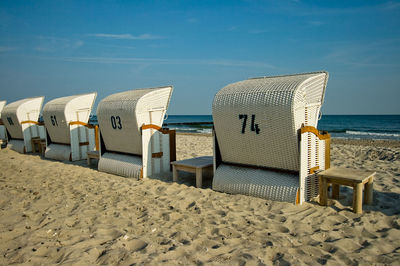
[0,134,399,265]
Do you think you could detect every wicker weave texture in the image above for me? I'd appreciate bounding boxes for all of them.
[212,72,327,172]
[0,126,5,140]
[45,144,71,161]
[212,164,299,203]
[2,97,44,140]
[98,152,142,178]
[97,87,172,155]
[0,101,6,119]
[8,140,25,153]
[43,93,96,144]
[0,101,5,140]
[299,131,328,202]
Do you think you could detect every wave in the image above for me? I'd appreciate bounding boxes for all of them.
[164,122,213,125]
[169,127,212,134]
[346,130,400,138]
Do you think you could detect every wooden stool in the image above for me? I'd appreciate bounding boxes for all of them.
[171,156,213,188]
[40,140,46,155]
[317,167,375,214]
[31,137,42,153]
[31,137,46,155]
[87,150,99,166]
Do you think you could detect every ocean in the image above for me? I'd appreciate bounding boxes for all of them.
[89,115,400,140]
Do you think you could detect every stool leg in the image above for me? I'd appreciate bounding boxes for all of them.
[42,144,46,155]
[87,157,91,166]
[172,165,178,182]
[365,176,374,205]
[353,183,363,214]
[196,168,203,188]
[320,177,328,206]
[332,184,340,199]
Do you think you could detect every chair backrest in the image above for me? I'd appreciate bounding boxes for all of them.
[42,93,96,144]
[97,86,173,155]
[0,101,6,118]
[2,97,44,139]
[0,100,6,140]
[212,72,328,172]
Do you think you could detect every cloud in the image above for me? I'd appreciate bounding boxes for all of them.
[34,36,84,52]
[36,56,276,69]
[89,33,162,40]
[187,18,198,23]
[383,1,400,10]
[0,46,17,52]
[323,38,400,68]
[248,29,268,34]
[308,21,324,26]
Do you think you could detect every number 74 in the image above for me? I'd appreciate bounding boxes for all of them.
[239,114,260,134]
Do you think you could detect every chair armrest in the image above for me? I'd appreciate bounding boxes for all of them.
[300,126,330,140]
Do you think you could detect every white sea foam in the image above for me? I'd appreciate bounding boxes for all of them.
[346,130,400,138]
[197,128,212,134]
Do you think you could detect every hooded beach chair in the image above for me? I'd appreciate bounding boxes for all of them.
[97,86,175,179]
[212,71,331,204]
[2,97,45,153]
[0,100,6,141]
[43,92,97,161]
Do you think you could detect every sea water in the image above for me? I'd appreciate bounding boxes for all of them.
[88,114,400,140]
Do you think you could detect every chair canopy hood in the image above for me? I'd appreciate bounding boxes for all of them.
[0,101,6,119]
[97,86,172,156]
[43,92,96,144]
[212,71,328,172]
[2,97,44,139]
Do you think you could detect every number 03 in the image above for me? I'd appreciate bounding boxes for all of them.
[111,116,122,129]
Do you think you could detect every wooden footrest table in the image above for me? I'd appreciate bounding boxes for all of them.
[317,167,375,214]
[87,150,100,166]
[31,137,46,155]
[171,156,213,188]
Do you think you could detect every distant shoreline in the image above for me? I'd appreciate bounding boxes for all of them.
[176,132,400,148]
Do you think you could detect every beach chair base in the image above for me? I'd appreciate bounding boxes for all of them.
[213,163,299,203]
[98,152,142,179]
[8,139,26,154]
[45,144,72,161]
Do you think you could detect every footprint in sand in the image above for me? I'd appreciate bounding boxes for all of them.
[125,239,148,252]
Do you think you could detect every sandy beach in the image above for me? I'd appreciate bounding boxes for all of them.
[0,133,399,265]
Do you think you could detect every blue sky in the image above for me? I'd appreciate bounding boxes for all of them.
[0,0,399,115]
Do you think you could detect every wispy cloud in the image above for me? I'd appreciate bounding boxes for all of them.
[0,46,17,52]
[324,38,400,68]
[89,33,163,40]
[35,56,276,69]
[308,21,324,26]
[35,36,84,52]
[273,2,396,17]
[187,18,198,23]
[248,29,268,34]
[228,26,237,31]
[383,1,400,10]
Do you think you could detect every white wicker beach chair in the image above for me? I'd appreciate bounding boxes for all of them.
[97,86,175,179]
[2,97,45,153]
[0,100,7,141]
[43,92,97,161]
[212,71,331,204]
